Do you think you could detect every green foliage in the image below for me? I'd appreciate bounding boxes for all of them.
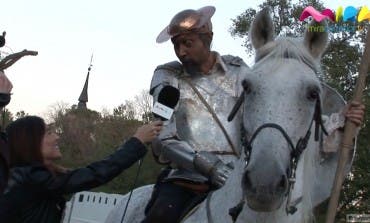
[113,100,136,120]
[55,107,100,159]
[321,39,362,98]
[1,109,28,130]
[229,0,324,56]
[337,88,370,219]
[0,108,13,129]
[229,8,256,54]
[91,149,162,194]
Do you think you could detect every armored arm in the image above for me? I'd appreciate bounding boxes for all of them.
[154,139,233,188]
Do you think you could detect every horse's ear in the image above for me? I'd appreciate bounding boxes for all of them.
[249,8,274,50]
[303,21,329,59]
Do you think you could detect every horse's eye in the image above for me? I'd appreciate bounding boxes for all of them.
[307,87,319,101]
[242,80,251,94]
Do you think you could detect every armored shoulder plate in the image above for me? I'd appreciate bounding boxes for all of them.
[221,55,247,67]
[150,61,183,95]
[155,60,183,75]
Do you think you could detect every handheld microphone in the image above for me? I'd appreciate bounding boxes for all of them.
[0,31,5,48]
[152,85,180,121]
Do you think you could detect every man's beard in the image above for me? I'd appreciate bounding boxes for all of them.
[181,58,201,75]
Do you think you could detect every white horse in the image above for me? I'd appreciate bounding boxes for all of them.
[105,9,352,223]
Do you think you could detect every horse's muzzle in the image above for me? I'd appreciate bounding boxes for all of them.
[242,171,288,212]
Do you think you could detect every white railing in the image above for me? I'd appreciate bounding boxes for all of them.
[62,191,124,223]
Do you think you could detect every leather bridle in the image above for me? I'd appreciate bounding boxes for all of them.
[227,80,328,220]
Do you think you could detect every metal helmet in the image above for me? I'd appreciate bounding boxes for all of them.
[156,6,215,43]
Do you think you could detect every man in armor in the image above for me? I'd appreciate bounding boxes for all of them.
[142,6,250,223]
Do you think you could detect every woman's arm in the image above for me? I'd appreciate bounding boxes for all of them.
[12,121,162,194]
[26,137,147,194]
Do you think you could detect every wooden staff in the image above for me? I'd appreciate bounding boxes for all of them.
[325,25,370,223]
[0,49,38,71]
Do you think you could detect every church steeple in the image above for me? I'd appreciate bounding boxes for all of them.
[78,55,93,109]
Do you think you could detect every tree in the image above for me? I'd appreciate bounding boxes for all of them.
[229,0,369,221]
[134,90,153,123]
[46,102,162,195]
[0,108,13,129]
[45,101,70,124]
[113,100,137,120]
[229,0,324,56]
[15,110,27,119]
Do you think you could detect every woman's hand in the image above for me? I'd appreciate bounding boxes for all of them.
[133,121,163,144]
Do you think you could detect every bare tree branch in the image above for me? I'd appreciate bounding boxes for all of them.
[0,49,38,71]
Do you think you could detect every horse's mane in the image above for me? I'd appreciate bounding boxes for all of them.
[253,37,323,80]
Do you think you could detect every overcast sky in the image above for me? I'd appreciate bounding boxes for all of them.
[1,0,368,117]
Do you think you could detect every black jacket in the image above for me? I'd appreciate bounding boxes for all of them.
[0,137,147,223]
[0,131,9,194]
[0,92,11,194]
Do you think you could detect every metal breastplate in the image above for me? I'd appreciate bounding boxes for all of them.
[175,70,242,154]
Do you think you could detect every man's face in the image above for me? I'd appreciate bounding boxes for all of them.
[172,32,210,73]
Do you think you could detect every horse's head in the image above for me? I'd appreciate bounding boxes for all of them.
[236,8,329,212]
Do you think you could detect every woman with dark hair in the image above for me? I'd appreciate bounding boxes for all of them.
[1,115,162,223]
